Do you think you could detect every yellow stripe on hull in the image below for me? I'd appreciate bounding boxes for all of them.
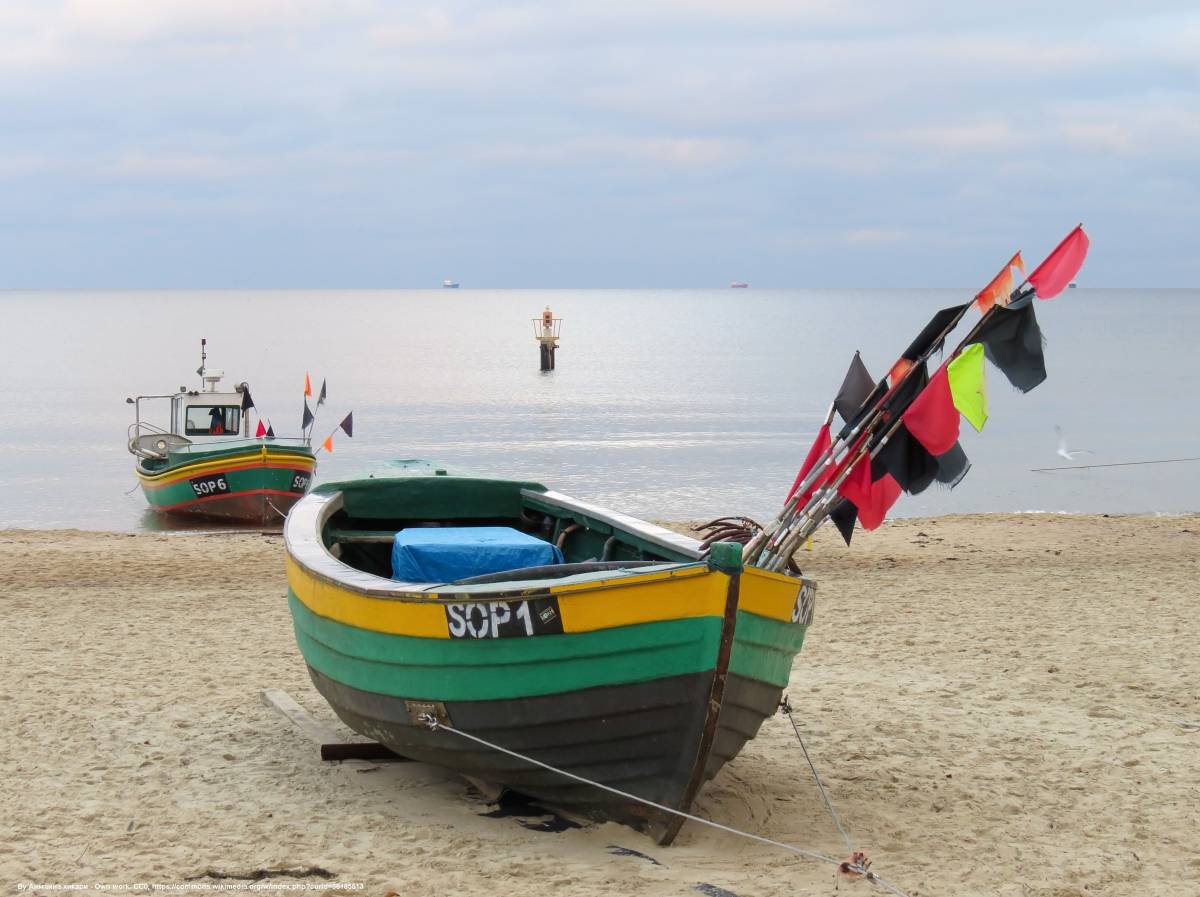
[137,449,315,485]
[286,554,808,639]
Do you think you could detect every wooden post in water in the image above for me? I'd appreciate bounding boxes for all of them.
[534,306,562,371]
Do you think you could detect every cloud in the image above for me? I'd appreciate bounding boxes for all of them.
[0,1,1197,285]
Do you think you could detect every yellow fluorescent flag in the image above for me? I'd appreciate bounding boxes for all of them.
[304,372,313,397]
[947,343,988,432]
[323,435,334,453]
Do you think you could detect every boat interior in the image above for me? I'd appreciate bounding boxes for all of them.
[306,468,706,588]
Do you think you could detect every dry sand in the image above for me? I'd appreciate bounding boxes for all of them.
[2,515,1198,897]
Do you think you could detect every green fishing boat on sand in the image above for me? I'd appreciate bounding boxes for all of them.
[284,462,816,844]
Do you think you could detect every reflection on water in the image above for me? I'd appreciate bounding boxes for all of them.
[1,288,1197,531]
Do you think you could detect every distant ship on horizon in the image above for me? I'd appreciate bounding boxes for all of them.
[443,279,460,289]
[730,281,748,288]
[1068,281,1078,288]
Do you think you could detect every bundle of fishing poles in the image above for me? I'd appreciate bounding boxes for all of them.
[743,225,1089,573]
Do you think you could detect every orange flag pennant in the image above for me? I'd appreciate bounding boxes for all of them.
[975,251,1023,313]
[304,372,313,397]
[322,434,334,453]
[888,357,913,386]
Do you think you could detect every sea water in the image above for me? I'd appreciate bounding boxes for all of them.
[1,288,1196,530]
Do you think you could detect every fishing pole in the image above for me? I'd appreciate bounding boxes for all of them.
[745,267,1019,564]
[758,285,1036,571]
[750,232,1069,571]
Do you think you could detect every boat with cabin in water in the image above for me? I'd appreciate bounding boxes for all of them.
[128,341,316,524]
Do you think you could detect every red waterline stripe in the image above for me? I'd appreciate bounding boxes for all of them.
[154,488,302,513]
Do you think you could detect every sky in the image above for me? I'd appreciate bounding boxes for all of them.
[1,1,1197,288]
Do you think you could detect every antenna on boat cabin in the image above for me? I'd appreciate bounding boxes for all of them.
[196,338,224,392]
[197,338,207,388]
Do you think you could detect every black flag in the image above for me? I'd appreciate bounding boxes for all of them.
[837,378,888,442]
[318,379,327,407]
[972,301,1047,393]
[266,420,275,439]
[834,351,876,424]
[338,412,353,438]
[902,303,970,362]
[829,498,857,546]
[240,386,255,411]
[934,441,972,488]
[302,398,314,431]
[872,423,938,495]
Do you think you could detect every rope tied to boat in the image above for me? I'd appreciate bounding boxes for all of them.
[415,713,913,897]
[778,695,854,856]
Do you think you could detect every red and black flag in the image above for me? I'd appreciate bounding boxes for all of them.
[902,362,960,456]
[872,424,939,495]
[241,386,255,411]
[255,420,267,438]
[971,301,1047,393]
[302,398,314,431]
[266,420,275,438]
[837,455,901,531]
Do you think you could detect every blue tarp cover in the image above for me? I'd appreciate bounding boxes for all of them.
[391,526,564,583]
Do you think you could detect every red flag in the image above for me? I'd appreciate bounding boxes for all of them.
[1028,225,1089,300]
[785,423,831,504]
[255,420,267,438]
[322,435,334,453]
[304,372,313,397]
[837,457,901,531]
[902,363,960,455]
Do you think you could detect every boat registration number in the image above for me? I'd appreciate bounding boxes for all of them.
[790,583,816,626]
[445,597,564,639]
[289,472,312,493]
[190,473,230,498]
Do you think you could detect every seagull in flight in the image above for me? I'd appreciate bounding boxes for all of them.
[1055,425,1093,461]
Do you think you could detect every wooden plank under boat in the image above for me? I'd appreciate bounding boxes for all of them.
[284,463,817,843]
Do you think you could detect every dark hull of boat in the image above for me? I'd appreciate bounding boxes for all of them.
[307,665,783,843]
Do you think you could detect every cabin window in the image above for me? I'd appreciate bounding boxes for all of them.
[185,405,241,436]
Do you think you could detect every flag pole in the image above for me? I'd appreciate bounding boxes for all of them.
[744,296,982,562]
[750,222,1089,569]
[748,270,1037,570]
[758,290,1030,570]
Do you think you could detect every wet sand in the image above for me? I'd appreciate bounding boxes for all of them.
[2,515,1198,897]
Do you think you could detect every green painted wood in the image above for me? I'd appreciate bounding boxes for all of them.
[727,611,808,687]
[316,475,547,522]
[288,591,723,701]
[143,464,305,509]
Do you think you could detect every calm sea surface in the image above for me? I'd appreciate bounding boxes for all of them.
[1,289,1196,531]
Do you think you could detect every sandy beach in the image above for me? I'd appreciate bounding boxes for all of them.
[3,514,1198,897]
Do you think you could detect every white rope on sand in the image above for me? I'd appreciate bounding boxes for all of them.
[418,714,914,897]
